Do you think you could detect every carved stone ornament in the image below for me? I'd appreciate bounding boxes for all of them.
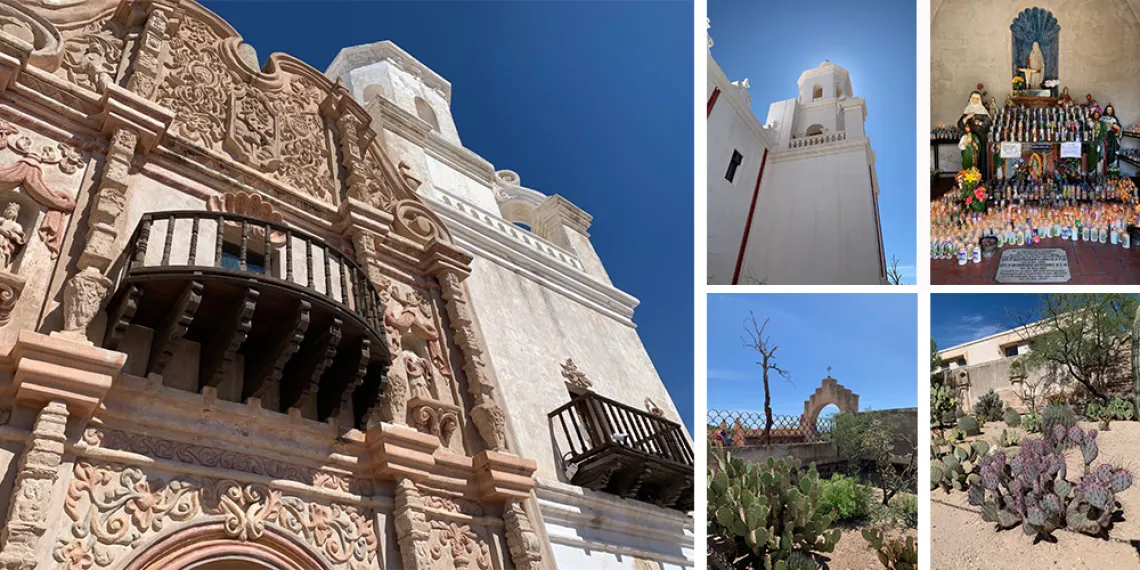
[61,266,111,339]
[0,120,82,259]
[410,396,460,448]
[560,358,592,390]
[57,17,125,93]
[503,499,544,570]
[82,427,354,493]
[393,478,432,570]
[207,191,287,247]
[55,461,378,570]
[0,400,69,570]
[0,265,25,326]
[157,16,337,203]
[429,520,492,570]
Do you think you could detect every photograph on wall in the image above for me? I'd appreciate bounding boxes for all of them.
[931,2,1140,285]
[707,293,918,569]
[706,0,916,285]
[931,293,1140,568]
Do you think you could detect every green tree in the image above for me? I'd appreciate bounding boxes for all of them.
[1019,294,1138,403]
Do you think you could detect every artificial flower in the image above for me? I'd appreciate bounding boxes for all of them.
[966,196,973,206]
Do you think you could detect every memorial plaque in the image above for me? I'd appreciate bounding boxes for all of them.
[994,248,1071,284]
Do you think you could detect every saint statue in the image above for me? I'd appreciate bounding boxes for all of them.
[959,122,980,170]
[0,202,25,272]
[1028,42,1045,89]
[957,91,992,174]
[1089,110,1110,174]
[1101,104,1121,167]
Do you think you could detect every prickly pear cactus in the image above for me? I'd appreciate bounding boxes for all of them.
[966,425,1134,540]
[708,450,841,568]
[930,440,988,492]
[861,528,917,570]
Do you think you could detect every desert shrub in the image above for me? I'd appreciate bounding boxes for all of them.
[974,390,1004,422]
[1084,399,1106,421]
[819,474,872,522]
[968,426,1133,540]
[889,493,918,529]
[1022,413,1042,433]
[1109,397,1135,420]
[1002,408,1021,427]
[957,415,980,435]
[1042,403,1076,440]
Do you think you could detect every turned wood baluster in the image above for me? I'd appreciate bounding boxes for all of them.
[285,229,294,282]
[323,245,333,299]
[188,216,199,266]
[263,222,271,275]
[339,258,349,306]
[239,220,249,272]
[214,215,224,268]
[161,214,175,266]
[132,214,153,270]
[305,241,314,289]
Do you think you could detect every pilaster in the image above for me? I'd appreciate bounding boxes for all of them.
[0,400,68,570]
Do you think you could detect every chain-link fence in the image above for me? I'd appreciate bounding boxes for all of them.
[707,409,836,446]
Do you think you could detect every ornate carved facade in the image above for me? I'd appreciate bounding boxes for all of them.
[0,1,690,569]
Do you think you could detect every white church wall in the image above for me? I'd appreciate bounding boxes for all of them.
[794,103,840,135]
[461,255,686,480]
[739,144,883,284]
[537,480,694,570]
[932,0,1140,127]
[707,84,767,284]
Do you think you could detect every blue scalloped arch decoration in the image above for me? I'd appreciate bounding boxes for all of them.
[1011,8,1060,81]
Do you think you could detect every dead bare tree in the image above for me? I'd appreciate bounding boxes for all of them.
[741,312,792,445]
[887,255,904,285]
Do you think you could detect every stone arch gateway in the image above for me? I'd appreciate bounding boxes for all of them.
[800,376,859,433]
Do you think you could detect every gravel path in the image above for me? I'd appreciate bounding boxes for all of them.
[931,420,1140,569]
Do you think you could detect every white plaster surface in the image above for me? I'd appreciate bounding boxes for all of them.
[708,55,884,284]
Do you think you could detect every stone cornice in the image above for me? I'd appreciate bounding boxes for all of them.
[326,40,452,102]
[707,53,777,150]
[426,192,640,327]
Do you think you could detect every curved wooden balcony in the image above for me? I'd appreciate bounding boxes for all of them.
[102,210,389,429]
[550,391,694,511]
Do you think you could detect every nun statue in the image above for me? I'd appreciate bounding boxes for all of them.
[957,91,993,174]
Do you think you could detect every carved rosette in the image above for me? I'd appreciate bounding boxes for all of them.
[503,499,544,570]
[54,461,378,570]
[61,266,111,339]
[0,400,69,570]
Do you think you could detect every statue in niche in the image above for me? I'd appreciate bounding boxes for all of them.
[1027,42,1045,89]
[957,91,992,174]
[0,202,26,272]
[1011,8,1060,88]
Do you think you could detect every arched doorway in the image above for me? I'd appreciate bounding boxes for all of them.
[122,523,329,570]
[800,376,859,434]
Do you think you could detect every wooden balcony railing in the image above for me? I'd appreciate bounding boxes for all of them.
[123,210,383,336]
[549,391,693,510]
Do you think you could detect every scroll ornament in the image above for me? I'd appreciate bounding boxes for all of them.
[0,120,82,259]
[55,461,378,570]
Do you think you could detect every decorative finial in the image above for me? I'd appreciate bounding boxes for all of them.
[561,358,593,390]
[827,366,832,376]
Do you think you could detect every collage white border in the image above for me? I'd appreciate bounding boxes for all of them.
[694,1,1140,568]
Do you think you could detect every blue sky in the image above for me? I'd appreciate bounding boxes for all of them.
[201,2,695,430]
[707,294,917,419]
[708,0,917,284]
[931,294,1039,350]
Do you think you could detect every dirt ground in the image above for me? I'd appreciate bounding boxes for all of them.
[932,420,1140,569]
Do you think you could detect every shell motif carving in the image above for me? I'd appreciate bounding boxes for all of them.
[55,461,378,570]
[207,191,287,247]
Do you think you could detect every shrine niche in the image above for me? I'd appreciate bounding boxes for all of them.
[1011,8,1059,88]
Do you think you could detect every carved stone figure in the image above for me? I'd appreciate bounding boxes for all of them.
[561,357,592,390]
[61,266,111,339]
[0,202,25,271]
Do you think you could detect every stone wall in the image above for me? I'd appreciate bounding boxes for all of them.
[932,0,1140,132]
